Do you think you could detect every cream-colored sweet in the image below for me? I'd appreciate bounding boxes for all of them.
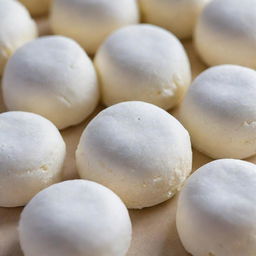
[180,65,256,159]
[50,0,139,55]
[140,0,211,39]
[76,101,192,209]
[0,111,66,207]
[177,159,256,256]
[95,24,191,110]
[19,0,52,16]
[0,0,37,75]
[3,36,99,130]
[19,180,132,256]
[195,0,256,68]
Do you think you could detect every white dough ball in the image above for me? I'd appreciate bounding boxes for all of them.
[19,180,132,256]
[139,0,211,39]
[177,159,256,256]
[195,0,256,68]
[2,35,99,130]
[180,65,256,159]
[94,24,191,110]
[0,0,37,76]
[76,101,192,209]
[50,0,140,55]
[0,111,66,207]
[19,0,52,16]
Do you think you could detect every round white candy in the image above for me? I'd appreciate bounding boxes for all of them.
[180,65,256,159]
[3,36,99,130]
[19,0,52,16]
[76,101,192,209]
[19,180,132,256]
[0,111,66,207]
[50,0,140,55]
[195,0,256,68]
[0,0,37,75]
[177,159,256,256]
[94,24,191,110]
[139,0,211,39]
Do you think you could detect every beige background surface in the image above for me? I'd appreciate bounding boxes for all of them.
[1,18,255,256]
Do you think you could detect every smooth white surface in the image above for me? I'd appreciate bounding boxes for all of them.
[95,24,191,110]
[0,111,66,207]
[19,180,132,256]
[177,159,256,256]
[0,0,37,75]
[76,101,192,209]
[3,36,99,129]
[19,0,52,16]
[140,0,211,39]
[180,65,256,159]
[50,0,139,55]
[195,0,256,68]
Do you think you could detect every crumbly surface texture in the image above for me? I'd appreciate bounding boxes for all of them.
[180,65,256,159]
[19,180,132,256]
[76,101,192,209]
[0,111,66,207]
[94,24,191,110]
[2,36,99,129]
[195,0,256,68]
[177,159,256,256]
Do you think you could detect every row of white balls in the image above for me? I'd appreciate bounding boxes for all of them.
[14,123,256,256]
[3,100,256,256]
[0,101,192,208]
[2,0,256,76]
[2,32,256,159]
[6,103,255,256]
[2,25,190,129]
[2,100,191,253]
[19,159,256,256]
[18,0,210,38]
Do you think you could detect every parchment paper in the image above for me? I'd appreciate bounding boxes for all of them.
[1,17,255,256]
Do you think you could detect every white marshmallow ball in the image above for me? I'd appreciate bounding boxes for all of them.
[50,0,140,55]
[3,36,99,130]
[95,24,191,110]
[177,159,256,256]
[0,111,66,207]
[76,101,192,209]
[19,0,52,16]
[19,180,132,256]
[140,0,211,39]
[195,0,256,68]
[180,65,256,159]
[0,0,37,75]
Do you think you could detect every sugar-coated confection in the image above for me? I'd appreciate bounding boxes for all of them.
[195,0,256,68]
[180,65,256,159]
[0,0,37,75]
[177,159,256,256]
[76,101,192,209]
[50,0,139,55]
[3,36,99,129]
[0,111,66,207]
[95,24,191,110]
[19,180,132,256]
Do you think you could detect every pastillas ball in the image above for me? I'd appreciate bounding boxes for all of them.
[19,180,132,256]
[76,101,192,209]
[2,36,99,129]
[94,24,191,110]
